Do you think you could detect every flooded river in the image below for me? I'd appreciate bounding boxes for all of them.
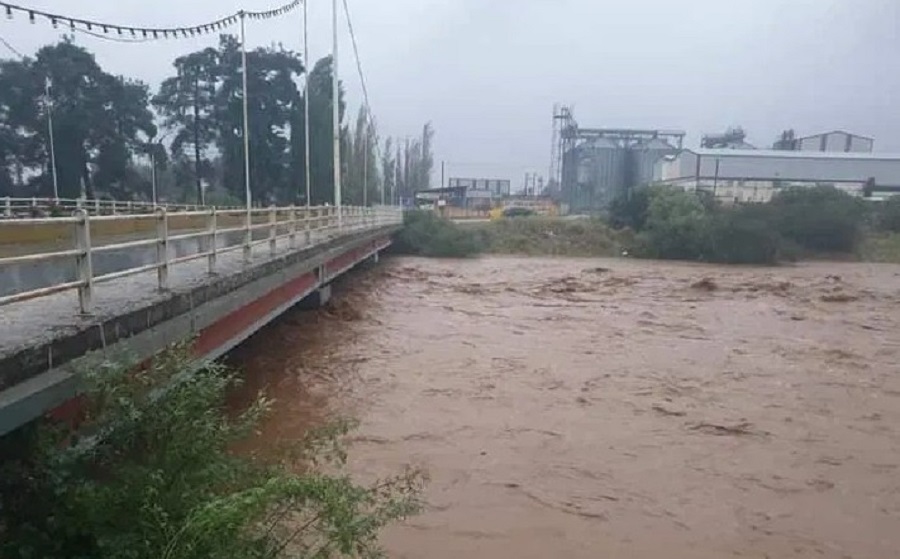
[229,256,900,559]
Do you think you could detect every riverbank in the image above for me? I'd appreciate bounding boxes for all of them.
[455,216,900,263]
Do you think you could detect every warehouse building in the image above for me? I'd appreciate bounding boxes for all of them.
[655,148,900,203]
[791,130,874,153]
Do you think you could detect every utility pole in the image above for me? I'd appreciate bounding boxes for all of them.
[45,76,59,199]
[240,11,252,227]
[303,0,311,209]
[441,160,445,189]
[332,0,342,226]
[193,70,204,205]
[150,146,157,206]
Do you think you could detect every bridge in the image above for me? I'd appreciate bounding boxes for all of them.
[0,204,403,435]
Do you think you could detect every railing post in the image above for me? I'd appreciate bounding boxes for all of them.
[305,207,313,246]
[74,209,94,314]
[206,208,217,275]
[156,207,169,291]
[94,198,100,215]
[288,205,297,249]
[127,200,133,214]
[268,205,277,257]
[3,197,10,218]
[111,200,117,214]
[243,209,252,264]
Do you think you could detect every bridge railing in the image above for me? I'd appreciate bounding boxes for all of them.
[0,205,402,313]
[0,196,237,218]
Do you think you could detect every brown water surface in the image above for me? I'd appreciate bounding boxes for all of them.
[229,256,900,559]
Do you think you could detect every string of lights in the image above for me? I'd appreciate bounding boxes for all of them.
[0,0,300,42]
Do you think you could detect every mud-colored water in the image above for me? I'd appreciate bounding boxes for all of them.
[229,256,900,559]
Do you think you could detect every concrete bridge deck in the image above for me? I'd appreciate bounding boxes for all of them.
[0,206,402,435]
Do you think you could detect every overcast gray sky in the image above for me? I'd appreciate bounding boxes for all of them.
[1,0,898,189]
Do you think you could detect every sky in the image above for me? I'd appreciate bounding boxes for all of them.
[1,0,898,191]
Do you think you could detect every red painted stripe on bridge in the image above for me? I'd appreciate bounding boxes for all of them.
[193,271,317,358]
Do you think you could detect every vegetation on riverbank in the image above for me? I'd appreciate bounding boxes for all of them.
[392,210,484,257]
[608,185,900,264]
[394,189,900,264]
[392,210,627,258]
[0,347,423,559]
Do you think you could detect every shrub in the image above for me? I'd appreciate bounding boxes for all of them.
[0,346,423,559]
[768,186,865,253]
[608,187,654,231]
[706,207,780,264]
[393,210,482,257]
[875,196,900,233]
[639,188,713,260]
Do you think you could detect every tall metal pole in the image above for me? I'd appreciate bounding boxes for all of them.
[363,116,368,207]
[303,0,311,209]
[240,12,252,213]
[150,148,157,206]
[332,0,342,227]
[45,77,59,199]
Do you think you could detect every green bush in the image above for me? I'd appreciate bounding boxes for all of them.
[706,207,781,264]
[608,187,654,231]
[393,210,482,257]
[639,188,714,261]
[768,186,865,252]
[0,346,423,559]
[874,196,900,233]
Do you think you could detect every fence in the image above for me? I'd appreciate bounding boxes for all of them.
[1,196,232,218]
[0,204,402,314]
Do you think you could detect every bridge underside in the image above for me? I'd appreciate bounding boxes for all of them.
[0,225,397,435]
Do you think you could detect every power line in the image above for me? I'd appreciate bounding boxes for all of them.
[72,27,154,44]
[0,34,23,57]
[341,0,383,203]
[0,0,300,42]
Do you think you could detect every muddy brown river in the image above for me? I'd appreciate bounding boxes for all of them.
[229,256,900,558]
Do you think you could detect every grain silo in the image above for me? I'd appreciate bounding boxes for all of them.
[629,137,678,189]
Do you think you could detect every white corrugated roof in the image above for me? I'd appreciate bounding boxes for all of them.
[685,148,900,161]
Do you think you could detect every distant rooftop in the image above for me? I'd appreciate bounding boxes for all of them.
[683,148,900,161]
[796,130,874,141]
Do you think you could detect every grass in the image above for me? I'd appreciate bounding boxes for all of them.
[858,232,900,263]
[469,217,627,257]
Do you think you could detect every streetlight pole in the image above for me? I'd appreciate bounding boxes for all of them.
[303,0,311,210]
[150,148,157,206]
[240,12,252,212]
[332,0,342,227]
[45,76,59,199]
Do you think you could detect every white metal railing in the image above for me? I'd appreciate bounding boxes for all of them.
[0,205,402,313]
[0,196,238,218]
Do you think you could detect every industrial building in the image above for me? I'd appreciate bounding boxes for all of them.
[447,177,511,198]
[416,177,512,210]
[776,130,875,153]
[654,148,900,203]
[550,106,685,212]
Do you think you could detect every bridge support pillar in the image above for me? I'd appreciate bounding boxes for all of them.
[297,284,332,310]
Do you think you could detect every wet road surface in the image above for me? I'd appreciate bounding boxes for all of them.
[230,256,900,558]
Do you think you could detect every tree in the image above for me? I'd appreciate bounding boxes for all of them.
[0,38,155,199]
[155,36,306,205]
[154,47,220,202]
[381,137,395,204]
